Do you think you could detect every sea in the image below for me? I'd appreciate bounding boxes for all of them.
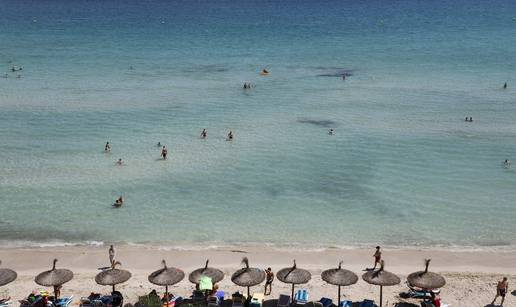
[1,0,516,250]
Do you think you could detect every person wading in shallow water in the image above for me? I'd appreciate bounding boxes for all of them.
[264,267,274,295]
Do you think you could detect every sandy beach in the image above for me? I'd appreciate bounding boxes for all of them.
[0,246,514,307]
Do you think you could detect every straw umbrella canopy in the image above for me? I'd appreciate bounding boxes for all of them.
[231,257,266,298]
[149,260,185,307]
[35,259,73,299]
[95,261,131,292]
[362,260,400,307]
[188,260,224,284]
[407,259,445,290]
[277,260,311,299]
[0,261,17,287]
[321,261,358,305]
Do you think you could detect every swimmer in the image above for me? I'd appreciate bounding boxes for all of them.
[342,74,346,80]
[503,82,507,89]
[157,142,161,147]
[329,128,334,135]
[105,142,111,152]
[116,158,123,166]
[161,146,168,160]
[504,159,512,168]
[261,69,269,75]
[200,129,207,139]
[227,131,234,141]
[243,83,248,89]
[113,196,124,208]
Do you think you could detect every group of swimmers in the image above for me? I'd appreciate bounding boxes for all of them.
[464,117,473,122]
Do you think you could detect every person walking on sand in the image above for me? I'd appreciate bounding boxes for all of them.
[372,246,381,270]
[264,267,274,295]
[109,245,115,265]
[492,277,508,306]
[161,146,168,160]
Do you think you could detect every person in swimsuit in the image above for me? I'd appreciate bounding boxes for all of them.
[113,196,123,208]
[329,129,334,135]
[116,158,123,166]
[161,146,168,160]
[105,142,111,152]
[157,142,161,147]
[264,267,274,295]
[504,82,507,89]
[109,245,115,265]
[372,246,381,270]
[201,129,207,139]
[491,277,508,306]
[227,131,234,141]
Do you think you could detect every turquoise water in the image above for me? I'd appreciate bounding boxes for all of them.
[1,0,516,249]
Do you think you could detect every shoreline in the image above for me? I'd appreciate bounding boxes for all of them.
[0,245,513,306]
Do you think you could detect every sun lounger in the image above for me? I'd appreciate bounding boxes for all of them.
[318,298,332,307]
[207,296,219,307]
[55,296,73,307]
[339,300,352,307]
[250,293,264,307]
[232,296,244,307]
[0,299,11,307]
[277,294,291,307]
[294,290,308,304]
[359,300,374,307]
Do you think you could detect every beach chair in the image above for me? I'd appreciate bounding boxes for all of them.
[232,296,244,307]
[192,290,206,303]
[0,298,11,307]
[294,290,308,304]
[54,296,73,307]
[318,298,332,307]
[277,295,291,307]
[250,293,264,307]
[207,296,219,307]
[359,300,374,307]
[339,300,352,307]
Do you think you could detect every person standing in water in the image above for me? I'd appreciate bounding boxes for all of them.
[116,158,123,165]
[372,246,381,270]
[227,131,234,141]
[503,82,507,89]
[161,146,168,160]
[201,129,207,139]
[105,142,111,152]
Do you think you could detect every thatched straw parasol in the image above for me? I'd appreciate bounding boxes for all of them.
[35,259,73,299]
[407,259,445,290]
[362,260,400,307]
[231,257,266,298]
[0,261,17,287]
[321,261,358,305]
[149,260,184,307]
[277,260,311,299]
[95,261,131,292]
[188,260,224,284]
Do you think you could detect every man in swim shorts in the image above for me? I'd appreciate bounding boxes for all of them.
[161,146,168,160]
[373,246,381,270]
[264,267,274,295]
[492,277,508,306]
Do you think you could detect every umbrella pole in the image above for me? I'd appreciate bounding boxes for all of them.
[247,286,250,300]
[112,285,115,293]
[166,285,169,307]
[379,286,383,307]
[291,284,295,302]
[337,286,341,306]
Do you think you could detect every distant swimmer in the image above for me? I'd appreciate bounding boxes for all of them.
[161,146,168,160]
[227,130,234,141]
[342,74,346,80]
[157,142,161,147]
[465,117,473,122]
[503,82,508,89]
[116,158,123,166]
[328,128,334,135]
[113,196,124,208]
[201,129,207,139]
[105,142,111,152]
[504,159,512,168]
[260,69,269,75]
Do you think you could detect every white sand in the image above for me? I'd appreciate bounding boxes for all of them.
[0,245,514,307]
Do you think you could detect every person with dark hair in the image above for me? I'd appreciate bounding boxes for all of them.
[264,267,274,295]
[373,246,381,269]
[491,277,508,306]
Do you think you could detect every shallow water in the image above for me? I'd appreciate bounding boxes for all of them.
[1,0,516,249]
